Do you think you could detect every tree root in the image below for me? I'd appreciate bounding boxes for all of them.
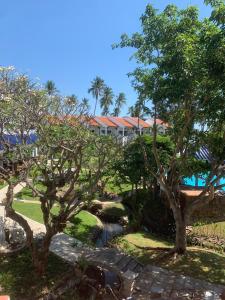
[129,241,172,251]
[154,248,186,263]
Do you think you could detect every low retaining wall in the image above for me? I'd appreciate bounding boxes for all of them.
[190,195,225,224]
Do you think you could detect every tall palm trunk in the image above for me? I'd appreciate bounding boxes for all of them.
[93,96,98,116]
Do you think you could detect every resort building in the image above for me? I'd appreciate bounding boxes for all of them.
[87,116,168,143]
[145,118,169,135]
[0,116,168,166]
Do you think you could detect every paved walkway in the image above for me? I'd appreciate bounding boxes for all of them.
[0,182,26,226]
[0,185,225,299]
[0,182,26,203]
[50,234,225,299]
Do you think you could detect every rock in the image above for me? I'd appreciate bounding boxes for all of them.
[89,200,103,214]
[121,270,138,299]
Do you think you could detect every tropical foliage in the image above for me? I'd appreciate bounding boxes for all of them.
[115,0,225,253]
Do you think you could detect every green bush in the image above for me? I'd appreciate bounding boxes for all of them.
[98,202,128,222]
[122,189,175,236]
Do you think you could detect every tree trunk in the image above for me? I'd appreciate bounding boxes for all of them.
[143,177,146,190]
[32,252,49,276]
[135,183,138,192]
[174,209,187,254]
[32,231,54,275]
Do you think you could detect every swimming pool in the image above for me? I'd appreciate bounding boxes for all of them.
[183,174,225,191]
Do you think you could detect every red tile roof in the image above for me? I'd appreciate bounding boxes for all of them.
[146,118,169,127]
[124,117,151,128]
[89,117,99,126]
[48,115,167,129]
[109,117,133,128]
[95,116,117,127]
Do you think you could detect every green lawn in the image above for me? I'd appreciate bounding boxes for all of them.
[15,183,46,201]
[65,210,103,243]
[104,177,131,194]
[113,232,225,285]
[192,221,225,239]
[0,250,71,300]
[13,202,59,223]
[13,202,102,244]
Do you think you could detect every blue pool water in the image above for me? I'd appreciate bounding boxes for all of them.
[183,174,225,191]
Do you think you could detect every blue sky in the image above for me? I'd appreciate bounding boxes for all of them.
[1,0,211,115]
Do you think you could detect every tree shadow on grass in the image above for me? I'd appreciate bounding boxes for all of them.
[65,218,101,245]
[117,233,225,286]
[102,206,127,218]
[0,249,71,300]
[159,248,225,285]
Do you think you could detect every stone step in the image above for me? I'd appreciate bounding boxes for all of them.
[133,263,143,273]
[116,255,133,271]
[123,258,140,273]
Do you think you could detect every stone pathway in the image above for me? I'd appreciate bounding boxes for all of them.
[133,265,225,299]
[1,184,225,299]
[50,233,143,273]
[50,234,225,299]
[0,182,26,203]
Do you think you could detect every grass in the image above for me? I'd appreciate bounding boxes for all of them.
[113,232,225,285]
[101,202,127,218]
[13,202,101,244]
[104,177,132,194]
[0,180,7,189]
[15,183,46,201]
[192,221,225,239]
[13,202,59,223]
[65,210,102,243]
[0,249,71,300]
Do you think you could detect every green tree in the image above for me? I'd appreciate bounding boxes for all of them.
[81,97,90,111]
[115,135,174,232]
[115,135,174,191]
[113,92,126,116]
[100,86,114,116]
[88,76,105,115]
[0,68,118,274]
[128,98,149,118]
[45,80,58,96]
[65,94,78,106]
[116,1,225,254]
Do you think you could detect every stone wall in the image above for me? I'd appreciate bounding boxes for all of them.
[190,195,225,224]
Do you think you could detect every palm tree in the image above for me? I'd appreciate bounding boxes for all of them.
[66,94,78,106]
[45,80,59,113]
[88,76,105,115]
[45,80,58,96]
[113,92,126,116]
[128,104,140,117]
[100,86,114,116]
[81,97,90,111]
